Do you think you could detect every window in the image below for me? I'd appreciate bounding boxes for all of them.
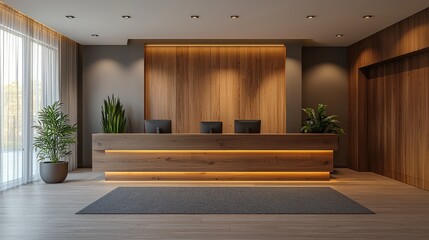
[0,25,59,191]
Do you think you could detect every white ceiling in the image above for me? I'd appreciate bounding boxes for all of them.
[3,0,429,46]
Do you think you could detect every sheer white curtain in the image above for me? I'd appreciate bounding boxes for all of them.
[60,36,78,171]
[0,3,60,191]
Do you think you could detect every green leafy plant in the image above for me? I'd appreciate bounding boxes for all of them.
[101,94,127,133]
[33,101,77,163]
[301,104,345,134]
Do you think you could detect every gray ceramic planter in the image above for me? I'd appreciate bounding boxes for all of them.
[40,161,68,183]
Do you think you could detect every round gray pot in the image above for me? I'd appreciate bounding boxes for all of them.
[40,161,68,184]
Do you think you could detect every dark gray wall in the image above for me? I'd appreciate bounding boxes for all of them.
[302,47,349,167]
[285,41,303,132]
[80,44,145,167]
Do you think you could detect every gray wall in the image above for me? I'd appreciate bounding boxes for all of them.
[80,44,145,167]
[302,47,349,167]
[285,41,303,132]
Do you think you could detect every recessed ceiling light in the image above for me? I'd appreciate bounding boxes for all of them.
[230,15,239,19]
[65,15,75,19]
[191,15,199,19]
[363,15,373,19]
[306,15,316,19]
[91,34,99,37]
[122,15,131,19]
[336,34,344,37]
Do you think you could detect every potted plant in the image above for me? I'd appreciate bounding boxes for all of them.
[301,104,344,134]
[33,101,77,183]
[101,94,127,133]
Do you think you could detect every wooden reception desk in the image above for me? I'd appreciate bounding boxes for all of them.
[92,133,338,181]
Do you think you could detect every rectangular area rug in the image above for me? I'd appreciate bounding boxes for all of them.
[76,187,374,214]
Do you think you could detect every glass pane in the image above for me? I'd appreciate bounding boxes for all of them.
[31,42,42,176]
[0,29,23,183]
[31,41,59,177]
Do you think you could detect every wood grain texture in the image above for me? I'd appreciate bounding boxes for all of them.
[92,133,336,180]
[92,133,339,151]
[104,172,330,181]
[93,150,333,172]
[367,50,429,190]
[348,7,429,190]
[3,168,429,240]
[144,46,286,133]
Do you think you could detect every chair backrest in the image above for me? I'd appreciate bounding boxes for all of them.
[200,121,223,133]
[144,120,172,133]
[234,120,261,133]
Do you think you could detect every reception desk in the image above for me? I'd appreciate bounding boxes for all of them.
[92,133,338,181]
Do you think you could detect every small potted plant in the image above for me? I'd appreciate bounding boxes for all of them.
[101,94,127,133]
[301,104,344,134]
[33,101,77,183]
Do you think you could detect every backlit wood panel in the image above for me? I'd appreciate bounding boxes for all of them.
[144,46,286,133]
[367,51,429,191]
[348,7,429,190]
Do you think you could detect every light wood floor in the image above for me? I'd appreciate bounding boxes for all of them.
[1,168,429,240]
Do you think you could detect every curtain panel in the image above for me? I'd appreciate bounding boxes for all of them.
[60,36,78,171]
[0,3,78,191]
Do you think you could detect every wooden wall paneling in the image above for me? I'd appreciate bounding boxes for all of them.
[420,54,429,190]
[229,46,241,132]
[348,8,429,190]
[366,70,376,173]
[145,45,286,134]
[198,47,214,126]
[275,47,287,133]
[259,47,274,133]
[348,47,358,170]
[363,50,429,190]
[217,47,228,132]
[219,47,240,133]
[259,47,286,133]
[397,61,408,184]
[175,47,190,133]
[188,47,201,133]
[238,47,260,120]
[406,53,429,189]
[144,47,177,129]
[144,47,153,120]
[209,47,221,121]
[356,69,368,171]
[348,8,429,169]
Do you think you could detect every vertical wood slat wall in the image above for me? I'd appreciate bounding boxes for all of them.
[348,7,429,190]
[366,51,429,190]
[144,46,286,133]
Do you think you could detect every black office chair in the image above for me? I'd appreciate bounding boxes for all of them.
[144,120,172,133]
[234,120,261,133]
[200,121,223,133]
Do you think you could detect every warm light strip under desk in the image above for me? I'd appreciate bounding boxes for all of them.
[146,44,285,47]
[105,171,330,181]
[105,150,333,154]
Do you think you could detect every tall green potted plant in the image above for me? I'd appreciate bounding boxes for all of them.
[101,94,127,133]
[301,104,345,134]
[33,101,77,183]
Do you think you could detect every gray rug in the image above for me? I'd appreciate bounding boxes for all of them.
[76,187,373,214]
